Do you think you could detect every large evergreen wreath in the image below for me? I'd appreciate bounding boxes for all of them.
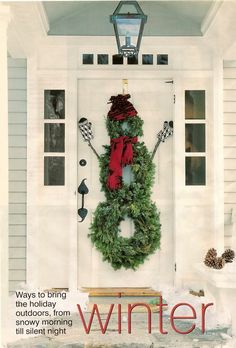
[89,95,161,270]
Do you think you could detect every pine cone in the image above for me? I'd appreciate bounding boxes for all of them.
[206,248,217,258]
[222,249,235,263]
[213,257,225,270]
[204,248,217,268]
[204,254,216,268]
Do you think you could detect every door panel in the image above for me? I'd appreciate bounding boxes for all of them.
[77,79,173,288]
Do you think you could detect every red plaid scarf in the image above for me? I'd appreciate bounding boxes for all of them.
[107,94,138,190]
[107,136,138,190]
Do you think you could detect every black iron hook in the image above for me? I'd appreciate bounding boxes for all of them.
[78,178,89,222]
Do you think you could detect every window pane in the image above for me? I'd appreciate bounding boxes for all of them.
[82,54,93,65]
[44,157,65,186]
[185,124,205,152]
[142,54,153,65]
[185,90,205,119]
[112,54,123,65]
[185,157,205,185]
[44,124,65,152]
[44,90,65,119]
[97,54,108,65]
[157,54,168,65]
[128,55,138,65]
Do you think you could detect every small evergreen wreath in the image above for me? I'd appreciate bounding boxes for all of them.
[89,95,161,270]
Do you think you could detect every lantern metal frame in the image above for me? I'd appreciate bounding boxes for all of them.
[110,1,147,57]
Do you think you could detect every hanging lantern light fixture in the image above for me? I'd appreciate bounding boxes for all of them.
[110,1,147,58]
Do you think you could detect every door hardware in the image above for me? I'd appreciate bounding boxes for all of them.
[151,120,174,160]
[78,178,89,222]
[79,159,87,167]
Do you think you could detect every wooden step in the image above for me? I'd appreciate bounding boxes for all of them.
[81,287,161,297]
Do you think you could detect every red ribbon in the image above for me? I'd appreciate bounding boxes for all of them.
[107,136,138,190]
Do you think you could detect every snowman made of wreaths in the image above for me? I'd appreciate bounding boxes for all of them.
[78,94,173,270]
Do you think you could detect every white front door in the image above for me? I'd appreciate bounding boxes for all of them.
[77,78,174,288]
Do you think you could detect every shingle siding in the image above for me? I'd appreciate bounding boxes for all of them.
[8,58,27,294]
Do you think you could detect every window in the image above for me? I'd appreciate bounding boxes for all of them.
[81,53,169,66]
[157,54,168,65]
[142,54,153,65]
[112,54,124,65]
[82,54,94,65]
[185,90,206,186]
[185,124,205,153]
[128,55,138,65]
[44,89,65,186]
[44,90,65,119]
[44,124,65,152]
[44,157,65,186]
[97,54,109,65]
[185,90,205,119]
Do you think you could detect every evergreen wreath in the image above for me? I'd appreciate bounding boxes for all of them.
[89,94,161,270]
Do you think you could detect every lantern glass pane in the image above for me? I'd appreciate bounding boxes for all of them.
[119,35,138,49]
[118,3,139,13]
[116,18,141,36]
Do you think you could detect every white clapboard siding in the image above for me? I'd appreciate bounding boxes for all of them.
[8,100,27,113]
[224,90,236,101]
[223,62,236,248]
[224,135,236,148]
[224,212,232,225]
[9,192,26,204]
[9,124,27,136]
[9,225,26,237]
[225,181,236,193]
[224,124,236,135]
[8,90,27,101]
[224,113,236,124]
[224,102,236,113]
[8,68,27,79]
[9,135,27,147]
[8,58,27,292]
[9,181,27,193]
[224,159,236,170]
[224,203,236,215]
[9,147,27,159]
[224,192,236,203]
[9,170,26,182]
[9,204,26,214]
[224,79,236,90]
[224,147,236,159]
[8,78,27,90]
[9,159,27,171]
[9,113,27,124]
[224,68,236,78]
[9,259,26,270]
